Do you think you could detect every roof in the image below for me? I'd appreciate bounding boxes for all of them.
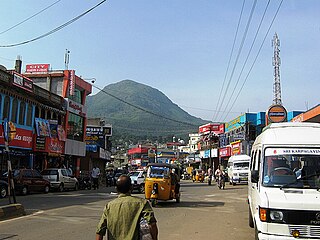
[254,122,320,146]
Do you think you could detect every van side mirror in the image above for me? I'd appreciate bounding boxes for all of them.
[251,170,259,183]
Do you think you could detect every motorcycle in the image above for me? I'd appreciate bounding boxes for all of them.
[77,176,92,190]
[217,174,225,190]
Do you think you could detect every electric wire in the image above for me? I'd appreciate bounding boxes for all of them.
[91,83,200,127]
[214,0,257,121]
[222,0,284,121]
[220,0,271,121]
[0,0,106,48]
[0,0,62,35]
[212,0,246,121]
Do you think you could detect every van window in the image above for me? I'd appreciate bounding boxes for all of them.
[250,150,256,171]
[257,150,261,172]
[262,148,320,188]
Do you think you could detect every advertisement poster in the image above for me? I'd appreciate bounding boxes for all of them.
[49,120,58,139]
[35,118,51,137]
[57,125,66,141]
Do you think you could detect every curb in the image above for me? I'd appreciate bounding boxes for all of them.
[0,203,26,221]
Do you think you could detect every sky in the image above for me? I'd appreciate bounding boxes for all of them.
[0,0,319,123]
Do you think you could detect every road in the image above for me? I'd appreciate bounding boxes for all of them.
[0,180,254,240]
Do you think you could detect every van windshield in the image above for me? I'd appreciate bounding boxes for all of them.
[262,148,320,188]
[234,162,249,169]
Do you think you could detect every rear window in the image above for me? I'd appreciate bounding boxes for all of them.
[41,170,58,175]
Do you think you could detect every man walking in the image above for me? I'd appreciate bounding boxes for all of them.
[91,165,101,190]
[96,175,158,240]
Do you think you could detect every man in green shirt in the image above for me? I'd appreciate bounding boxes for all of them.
[96,175,158,240]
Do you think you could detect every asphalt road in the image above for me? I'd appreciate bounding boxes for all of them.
[0,181,254,240]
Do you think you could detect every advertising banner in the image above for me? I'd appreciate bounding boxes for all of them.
[0,125,33,149]
[199,123,224,135]
[219,147,231,157]
[35,118,51,137]
[57,125,66,141]
[26,64,50,73]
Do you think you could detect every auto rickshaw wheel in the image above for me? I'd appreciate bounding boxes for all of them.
[151,199,157,207]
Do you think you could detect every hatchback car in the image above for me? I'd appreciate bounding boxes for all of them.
[2,169,50,195]
[41,168,79,192]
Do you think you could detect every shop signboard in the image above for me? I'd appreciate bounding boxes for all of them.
[35,118,51,137]
[26,64,50,73]
[0,126,33,149]
[85,126,105,148]
[199,123,224,135]
[219,147,231,157]
[13,72,33,92]
[231,141,242,155]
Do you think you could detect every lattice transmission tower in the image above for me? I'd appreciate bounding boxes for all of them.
[272,33,282,105]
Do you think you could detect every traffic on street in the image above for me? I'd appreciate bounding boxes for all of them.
[0,180,254,240]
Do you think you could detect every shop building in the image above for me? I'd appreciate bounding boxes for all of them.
[0,65,66,173]
[24,64,92,176]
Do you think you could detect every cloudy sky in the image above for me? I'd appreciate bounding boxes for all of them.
[0,0,319,122]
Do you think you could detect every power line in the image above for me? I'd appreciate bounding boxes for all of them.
[212,0,246,121]
[91,83,200,127]
[222,0,284,121]
[220,0,271,121]
[0,0,62,35]
[0,0,106,48]
[214,0,257,121]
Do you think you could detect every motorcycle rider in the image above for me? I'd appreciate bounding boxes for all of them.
[214,165,226,189]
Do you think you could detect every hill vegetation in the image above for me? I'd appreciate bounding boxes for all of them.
[86,80,207,143]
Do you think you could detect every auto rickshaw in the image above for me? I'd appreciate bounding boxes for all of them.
[144,163,180,206]
[192,169,204,182]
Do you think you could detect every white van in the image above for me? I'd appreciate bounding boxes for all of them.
[248,122,320,240]
[227,154,250,185]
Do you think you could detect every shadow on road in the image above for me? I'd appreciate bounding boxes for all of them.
[154,200,224,209]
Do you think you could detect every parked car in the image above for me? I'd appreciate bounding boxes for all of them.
[129,170,146,193]
[0,180,8,198]
[2,169,50,195]
[41,168,79,192]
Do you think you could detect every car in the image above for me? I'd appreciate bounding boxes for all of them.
[41,168,79,192]
[113,172,123,185]
[0,180,8,198]
[129,171,146,193]
[2,169,50,195]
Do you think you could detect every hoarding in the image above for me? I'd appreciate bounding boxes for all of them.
[26,64,50,73]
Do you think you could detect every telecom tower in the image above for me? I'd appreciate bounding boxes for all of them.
[266,33,287,125]
[272,33,282,105]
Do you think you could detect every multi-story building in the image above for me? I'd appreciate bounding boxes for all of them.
[0,63,66,173]
[24,63,92,176]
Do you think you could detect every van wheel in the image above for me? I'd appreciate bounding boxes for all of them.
[21,186,28,195]
[249,206,254,228]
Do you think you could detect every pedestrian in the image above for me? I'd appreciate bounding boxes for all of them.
[91,165,101,190]
[96,175,158,240]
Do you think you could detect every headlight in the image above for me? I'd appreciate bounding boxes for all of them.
[270,210,284,221]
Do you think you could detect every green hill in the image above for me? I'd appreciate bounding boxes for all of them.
[86,80,207,141]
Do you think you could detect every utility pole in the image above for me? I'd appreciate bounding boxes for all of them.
[272,33,282,105]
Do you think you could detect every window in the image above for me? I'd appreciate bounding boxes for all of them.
[11,98,18,123]
[26,104,33,126]
[35,106,40,118]
[67,112,84,141]
[69,88,82,104]
[3,96,10,120]
[19,101,26,125]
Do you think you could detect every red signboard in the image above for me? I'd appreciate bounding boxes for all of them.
[231,141,242,155]
[26,64,50,73]
[33,135,64,154]
[199,123,224,135]
[219,147,231,157]
[0,126,33,149]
